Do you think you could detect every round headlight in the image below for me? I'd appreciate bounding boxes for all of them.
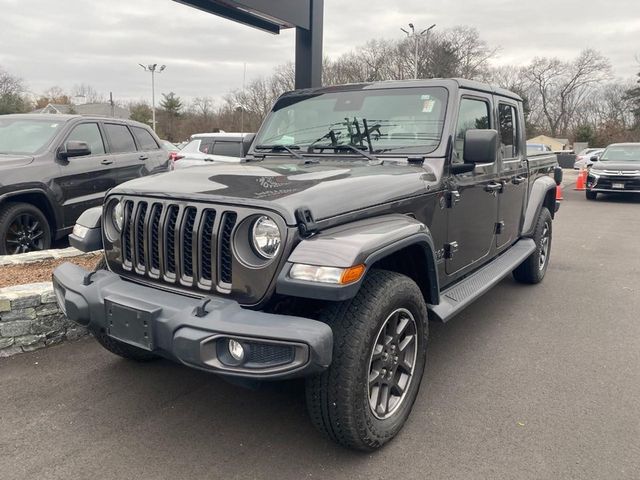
[111,201,125,232]
[251,216,281,259]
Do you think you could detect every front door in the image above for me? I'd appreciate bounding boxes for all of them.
[446,95,499,275]
[56,121,117,229]
[496,101,527,250]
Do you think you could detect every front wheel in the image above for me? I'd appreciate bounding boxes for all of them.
[0,202,52,255]
[305,270,428,451]
[513,207,552,284]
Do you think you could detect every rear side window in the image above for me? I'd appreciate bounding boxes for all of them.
[66,123,105,155]
[104,124,136,153]
[131,127,159,150]
[498,103,519,158]
[199,139,214,154]
[212,141,242,157]
[454,98,490,163]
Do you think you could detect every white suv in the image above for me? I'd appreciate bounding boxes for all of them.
[173,132,254,169]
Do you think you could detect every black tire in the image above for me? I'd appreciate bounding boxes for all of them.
[586,191,597,200]
[513,207,552,284]
[0,202,52,255]
[93,256,158,362]
[305,270,429,451]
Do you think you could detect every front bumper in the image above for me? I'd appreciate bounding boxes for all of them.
[52,263,333,380]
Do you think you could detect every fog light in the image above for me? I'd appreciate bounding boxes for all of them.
[72,224,89,239]
[228,339,245,362]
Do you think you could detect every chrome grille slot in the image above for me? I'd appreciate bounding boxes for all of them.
[181,207,197,280]
[122,201,134,266]
[149,203,163,274]
[200,209,217,283]
[134,202,148,271]
[219,212,237,285]
[164,205,179,276]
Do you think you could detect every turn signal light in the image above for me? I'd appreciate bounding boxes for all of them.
[340,264,366,284]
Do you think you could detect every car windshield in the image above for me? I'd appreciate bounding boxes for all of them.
[599,145,640,162]
[0,118,64,155]
[254,87,448,155]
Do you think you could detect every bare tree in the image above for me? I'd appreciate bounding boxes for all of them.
[71,83,104,103]
[0,66,31,113]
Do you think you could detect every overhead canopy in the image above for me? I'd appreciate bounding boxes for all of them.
[174,0,323,88]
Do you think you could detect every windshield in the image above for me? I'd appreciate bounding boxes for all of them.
[0,118,64,155]
[599,145,640,162]
[255,87,448,155]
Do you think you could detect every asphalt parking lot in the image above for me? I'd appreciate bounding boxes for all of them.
[1,181,639,480]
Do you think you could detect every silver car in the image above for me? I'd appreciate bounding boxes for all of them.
[574,148,604,170]
[173,132,254,169]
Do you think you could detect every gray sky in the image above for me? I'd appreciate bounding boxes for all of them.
[1,0,638,104]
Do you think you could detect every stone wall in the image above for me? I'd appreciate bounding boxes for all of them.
[0,283,87,357]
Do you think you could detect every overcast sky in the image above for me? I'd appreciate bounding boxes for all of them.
[1,0,638,104]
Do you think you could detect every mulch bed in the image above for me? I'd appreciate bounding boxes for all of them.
[0,256,101,289]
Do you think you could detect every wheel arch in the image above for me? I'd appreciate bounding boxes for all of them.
[276,214,440,305]
[522,176,557,238]
[0,189,59,235]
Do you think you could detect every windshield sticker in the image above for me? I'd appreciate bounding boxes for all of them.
[422,100,435,113]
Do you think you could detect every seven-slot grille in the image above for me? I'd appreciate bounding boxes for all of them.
[121,199,238,290]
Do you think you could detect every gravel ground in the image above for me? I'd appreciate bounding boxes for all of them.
[0,256,100,288]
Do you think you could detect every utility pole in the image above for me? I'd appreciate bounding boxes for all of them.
[401,23,436,79]
[138,63,166,131]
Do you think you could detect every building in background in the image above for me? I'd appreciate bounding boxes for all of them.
[32,102,130,119]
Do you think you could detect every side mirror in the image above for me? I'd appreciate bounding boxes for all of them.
[590,155,598,162]
[58,141,91,159]
[242,133,256,157]
[554,166,563,186]
[463,129,498,164]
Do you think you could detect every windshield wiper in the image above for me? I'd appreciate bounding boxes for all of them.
[309,142,379,162]
[255,144,304,159]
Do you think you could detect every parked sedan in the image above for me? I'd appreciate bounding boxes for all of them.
[586,143,640,200]
[574,148,604,170]
[0,114,170,254]
[173,132,254,169]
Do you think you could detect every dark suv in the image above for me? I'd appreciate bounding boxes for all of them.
[0,114,170,254]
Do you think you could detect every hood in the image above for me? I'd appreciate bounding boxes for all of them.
[0,155,34,169]
[591,161,640,173]
[112,159,440,224]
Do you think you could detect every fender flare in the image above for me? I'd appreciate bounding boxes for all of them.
[0,187,61,234]
[522,176,557,237]
[276,214,440,304]
[68,206,103,252]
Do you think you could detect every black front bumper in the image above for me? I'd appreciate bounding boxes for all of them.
[52,263,333,379]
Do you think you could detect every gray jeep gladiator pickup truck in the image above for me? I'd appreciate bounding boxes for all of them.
[53,79,561,451]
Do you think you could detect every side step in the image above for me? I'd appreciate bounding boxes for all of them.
[428,238,536,322]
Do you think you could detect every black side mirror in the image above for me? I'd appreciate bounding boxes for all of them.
[554,166,563,185]
[242,133,256,157]
[590,155,598,162]
[463,129,498,164]
[58,141,91,160]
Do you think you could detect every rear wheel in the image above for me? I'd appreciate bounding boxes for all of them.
[0,202,51,255]
[586,191,597,200]
[305,270,428,451]
[92,256,158,362]
[513,207,552,284]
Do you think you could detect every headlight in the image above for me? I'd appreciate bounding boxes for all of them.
[251,215,281,259]
[111,201,125,232]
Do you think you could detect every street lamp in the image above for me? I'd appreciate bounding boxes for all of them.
[401,23,436,79]
[138,63,166,131]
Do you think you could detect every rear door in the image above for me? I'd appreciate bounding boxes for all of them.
[496,101,527,250]
[445,94,500,276]
[130,126,169,175]
[55,121,117,228]
[102,123,145,184]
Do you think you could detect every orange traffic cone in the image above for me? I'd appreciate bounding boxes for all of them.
[556,183,564,200]
[575,169,587,191]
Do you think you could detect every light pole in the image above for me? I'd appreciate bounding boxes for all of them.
[138,63,166,131]
[401,23,436,79]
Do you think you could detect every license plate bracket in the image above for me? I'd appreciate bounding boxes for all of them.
[105,297,160,351]
[612,182,625,189]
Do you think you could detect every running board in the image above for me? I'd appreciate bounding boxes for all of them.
[428,239,536,322]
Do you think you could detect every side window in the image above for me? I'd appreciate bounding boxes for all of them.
[498,103,519,159]
[104,124,137,153]
[199,139,214,154]
[212,141,242,157]
[454,98,490,163]
[131,127,159,150]
[66,123,105,155]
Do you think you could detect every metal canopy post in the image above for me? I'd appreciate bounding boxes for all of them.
[174,0,324,89]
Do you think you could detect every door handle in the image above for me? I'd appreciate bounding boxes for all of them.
[484,182,503,193]
[100,159,114,165]
[138,155,149,161]
[512,175,526,185]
